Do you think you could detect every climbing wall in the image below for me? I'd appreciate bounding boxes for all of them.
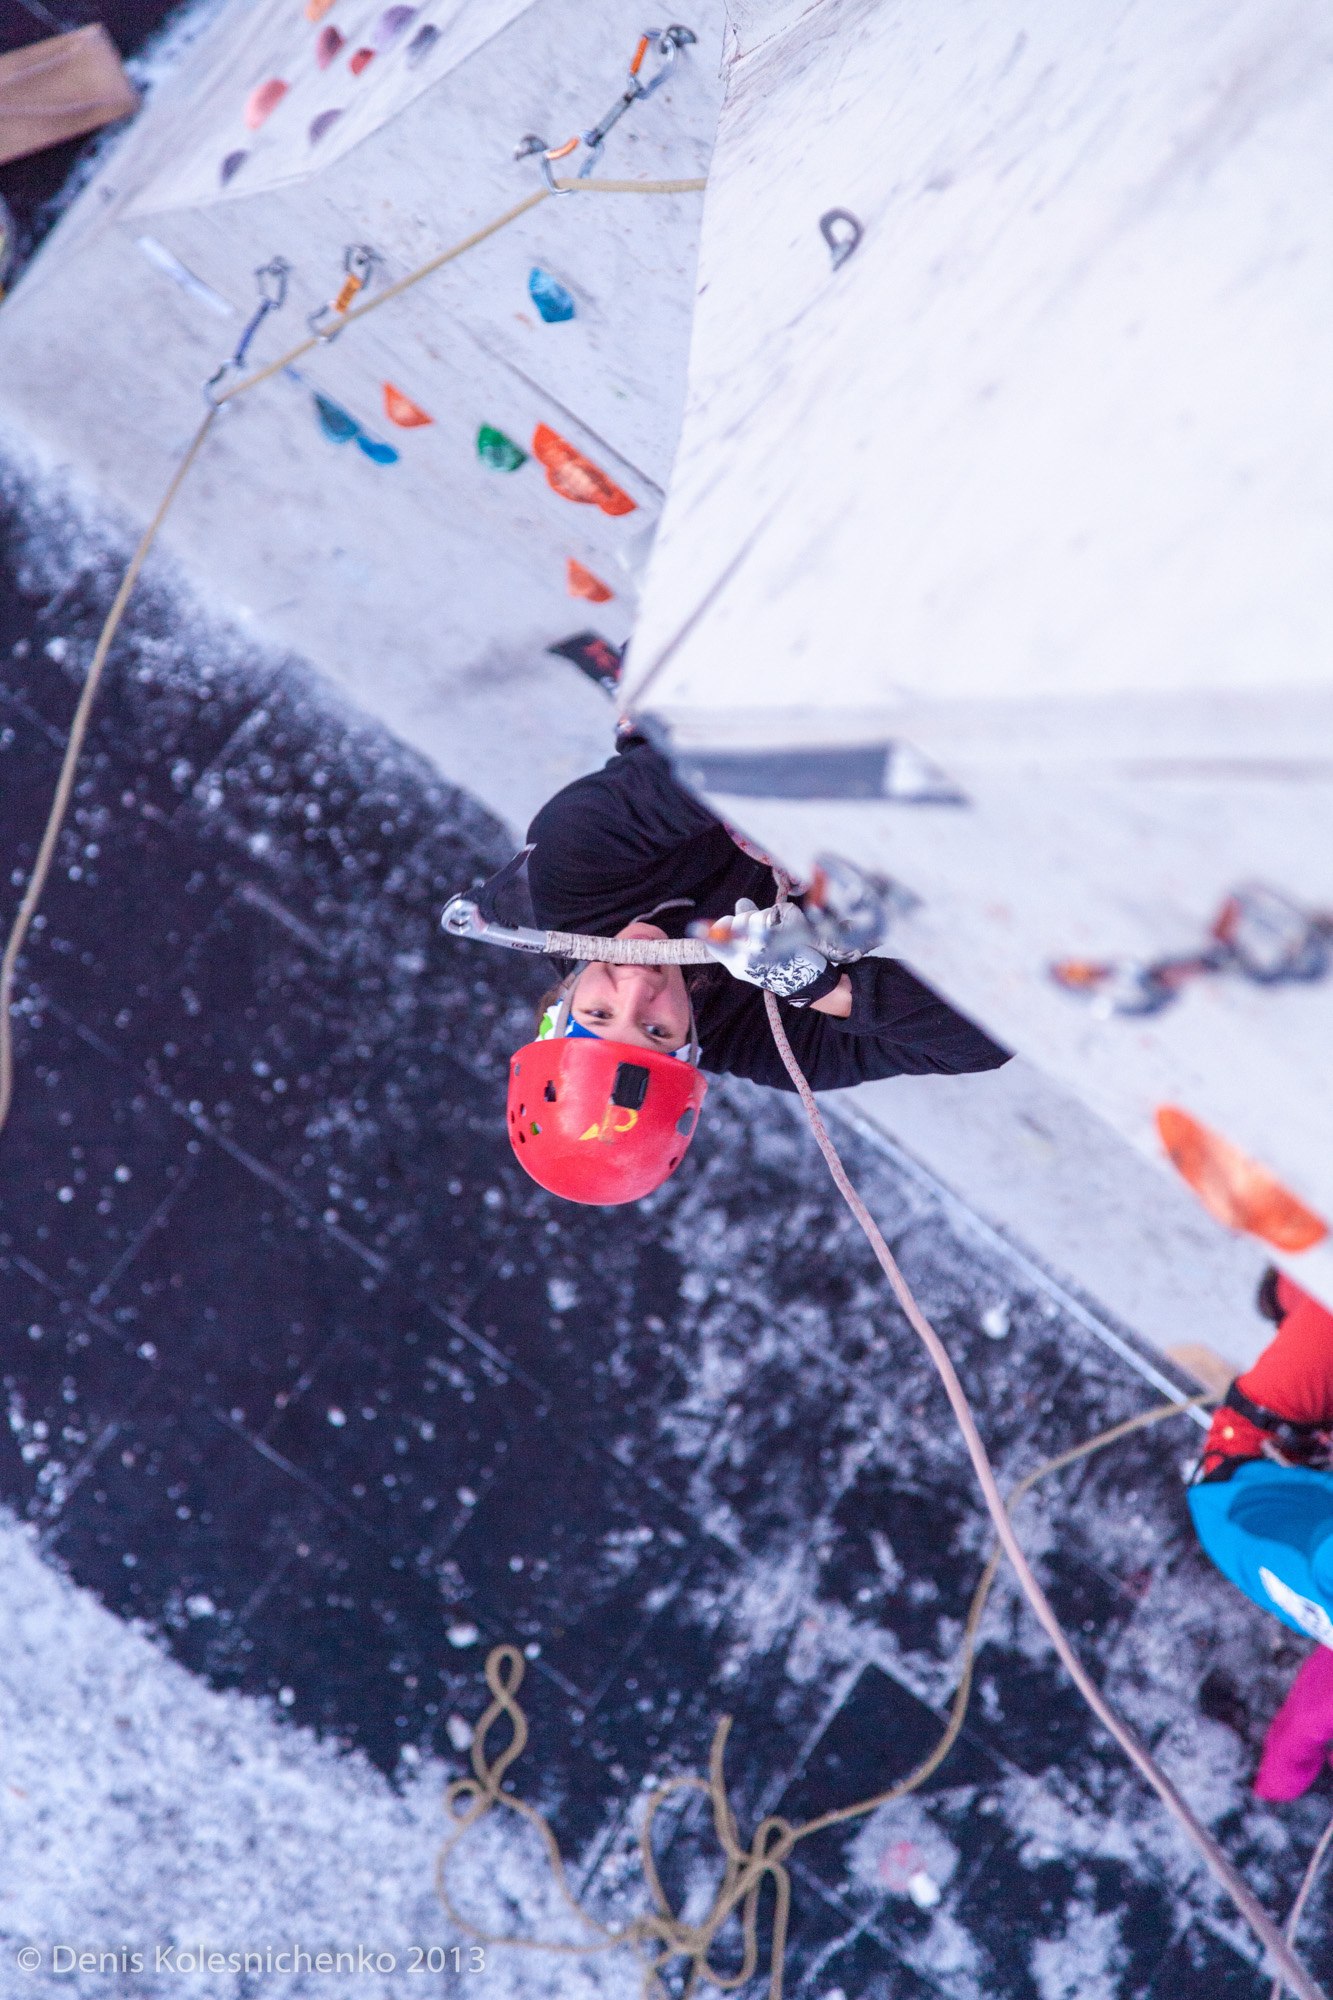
[0,0,723,826]
[629,0,1333,1309]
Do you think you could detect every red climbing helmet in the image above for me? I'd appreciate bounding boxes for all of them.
[507,1035,708,1205]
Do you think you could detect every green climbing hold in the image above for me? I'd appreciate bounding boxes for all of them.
[476,424,527,472]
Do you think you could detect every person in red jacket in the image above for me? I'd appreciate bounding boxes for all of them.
[1198,1271,1333,1799]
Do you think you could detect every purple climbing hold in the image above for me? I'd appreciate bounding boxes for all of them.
[309,108,343,144]
[373,5,416,49]
[219,150,248,186]
[404,23,438,66]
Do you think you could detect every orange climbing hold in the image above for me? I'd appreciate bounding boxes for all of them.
[383,382,433,428]
[1156,1106,1329,1251]
[532,425,635,516]
[566,559,613,603]
[305,0,336,17]
[244,78,288,129]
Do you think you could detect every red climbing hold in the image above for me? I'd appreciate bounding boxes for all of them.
[349,45,375,74]
[383,382,433,428]
[566,559,613,603]
[315,24,345,66]
[1156,1106,1329,1251]
[244,78,289,130]
[532,425,636,517]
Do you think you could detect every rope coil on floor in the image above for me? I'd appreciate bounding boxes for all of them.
[435,1394,1220,1999]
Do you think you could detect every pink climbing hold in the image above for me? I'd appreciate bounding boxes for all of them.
[244,78,289,130]
[348,46,375,75]
[315,24,345,67]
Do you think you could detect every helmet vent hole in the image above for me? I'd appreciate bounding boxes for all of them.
[544,1080,557,1102]
[675,1107,695,1136]
[611,1062,650,1111]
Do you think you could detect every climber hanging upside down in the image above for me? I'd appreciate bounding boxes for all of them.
[1192,1270,1333,1800]
[466,729,1008,1204]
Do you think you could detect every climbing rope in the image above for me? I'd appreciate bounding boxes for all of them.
[437,1394,1213,1998]
[1273,1810,1333,2000]
[760,990,1325,2000]
[431,915,1326,1999]
[0,171,705,1139]
[0,406,219,1129]
[3,137,1321,1996]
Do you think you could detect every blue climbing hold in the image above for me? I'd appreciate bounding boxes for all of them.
[314,393,359,443]
[404,23,438,66]
[313,391,400,463]
[528,267,576,324]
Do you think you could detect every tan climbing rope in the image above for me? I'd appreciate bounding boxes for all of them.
[425,915,1326,1996]
[1273,1809,1333,2000]
[0,173,706,1138]
[760,990,1325,2000]
[5,160,1323,1998]
[0,407,218,1128]
[436,1395,1214,1998]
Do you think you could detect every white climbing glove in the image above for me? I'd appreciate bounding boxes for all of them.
[696,899,832,1000]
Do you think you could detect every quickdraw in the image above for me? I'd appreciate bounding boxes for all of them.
[307,243,382,342]
[1051,880,1332,1017]
[204,256,291,404]
[514,25,696,193]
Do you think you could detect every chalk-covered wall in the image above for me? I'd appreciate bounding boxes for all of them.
[630,0,1333,1307]
[0,0,723,828]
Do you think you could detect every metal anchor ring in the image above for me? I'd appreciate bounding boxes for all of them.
[819,208,864,270]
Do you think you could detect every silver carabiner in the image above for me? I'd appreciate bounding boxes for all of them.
[515,23,696,191]
[204,255,292,405]
[308,243,382,341]
[630,24,695,102]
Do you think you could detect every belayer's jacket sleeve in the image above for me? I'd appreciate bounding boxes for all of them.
[697,956,1010,1092]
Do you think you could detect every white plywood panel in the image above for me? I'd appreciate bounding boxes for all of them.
[630,0,1333,1299]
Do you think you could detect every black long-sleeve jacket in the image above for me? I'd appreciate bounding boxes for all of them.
[521,739,1009,1094]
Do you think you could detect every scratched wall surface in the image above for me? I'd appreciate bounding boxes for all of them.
[0,0,1305,1368]
[2,471,1331,2000]
[0,0,722,834]
[629,0,1333,1304]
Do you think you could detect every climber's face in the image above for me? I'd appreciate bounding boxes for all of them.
[568,922,692,1053]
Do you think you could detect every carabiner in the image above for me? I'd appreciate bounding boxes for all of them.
[515,24,696,191]
[628,24,695,103]
[308,243,382,341]
[204,255,292,405]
